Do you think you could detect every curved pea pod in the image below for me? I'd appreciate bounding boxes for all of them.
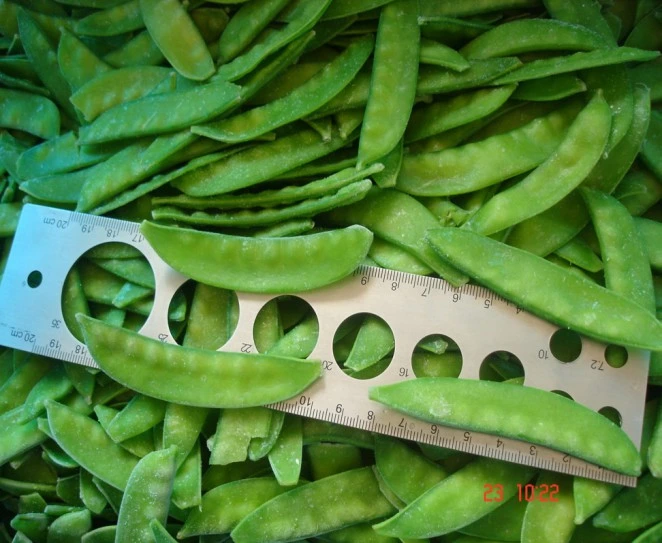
[0,88,59,139]
[426,227,662,352]
[75,0,144,36]
[57,29,111,91]
[372,456,535,539]
[140,0,214,81]
[358,0,419,168]
[593,472,662,532]
[115,446,177,543]
[231,467,396,542]
[140,221,372,293]
[76,315,321,408]
[370,377,641,476]
[47,508,92,542]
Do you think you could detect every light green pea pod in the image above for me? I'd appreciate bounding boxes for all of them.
[358,0,419,168]
[78,81,240,144]
[210,407,272,465]
[269,414,303,486]
[405,84,516,143]
[554,238,603,274]
[81,525,116,543]
[0,355,51,416]
[46,401,139,490]
[140,0,214,81]
[648,400,662,477]
[106,394,166,442]
[253,298,283,354]
[248,410,285,460]
[635,217,662,272]
[572,477,622,525]
[172,440,201,509]
[94,404,155,458]
[416,57,522,95]
[218,0,291,62]
[150,519,177,543]
[163,402,208,468]
[373,457,535,539]
[324,523,399,543]
[90,256,154,289]
[179,477,292,537]
[615,168,662,217]
[593,472,662,532]
[79,469,107,515]
[369,237,433,276]
[343,315,394,372]
[231,467,396,542]
[0,202,21,237]
[115,446,177,543]
[0,89,59,139]
[266,313,319,359]
[521,473,575,543]
[104,30,165,68]
[19,364,73,423]
[10,513,50,542]
[419,38,470,71]
[512,74,587,102]
[57,29,111,91]
[307,443,363,480]
[464,92,612,235]
[75,0,144,36]
[334,108,364,141]
[217,0,332,81]
[111,282,151,308]
[46,508,92,543]
[375,436,447,504]
[182,284,238,351]
[70,66,173,122]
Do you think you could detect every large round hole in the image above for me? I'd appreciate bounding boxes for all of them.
[479,351,524,382]
[253,296,318,358]
[411,333,462,379]
[549,328,582,363]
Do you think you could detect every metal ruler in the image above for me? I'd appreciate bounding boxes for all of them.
[0,204,649,487]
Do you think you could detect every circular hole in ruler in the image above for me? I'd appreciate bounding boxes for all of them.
[549,328,582,363]
[479,351,524,382]
[551,389,573,400]
[27,270,42,288]
[598,406,622,427]
[169,280,239,349]
[253,296,318,358]
[411,334,462,378]
[604,344,628,368]
[332,312,394,380]
[61,242,156,341]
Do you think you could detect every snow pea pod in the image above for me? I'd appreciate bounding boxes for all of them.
[231,466,396,542]
[492,47,659,85]
[268,414,303,486]
[371,377,641,476]
[47,508,92,542]
[76,314,321,407]
[419,0,540,17]
[521,473,574,543]
[57,29,111,91]
[461,18,608,59]
[106,394,166,442]
[542,0,616,44]
[463,92,611,235]
[426,227,662,351]
[75,0,144,36]
[140,221,372,292]
[373,456,535,538]
[0,89,59,139]
[103,30,165,68]
[78,80,240,144]
[217,0,332,81]
[358,0,419,167]
[512,74,586,102]
[419,38,470,71]
[416,57,521,95]
[140,0,214,81]
[195,36,373,143]
[210,407,272,465]
[635,217,662,272]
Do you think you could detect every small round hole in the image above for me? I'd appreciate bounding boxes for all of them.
[254,296,318,358]
[411,334,462,378]
[549,328,582,362]
[27,270,42,288]
[479,351,524,382]
[598,406,622,427]
[605,344,628,368]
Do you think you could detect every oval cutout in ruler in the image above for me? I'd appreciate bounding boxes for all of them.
[0,204,648,486]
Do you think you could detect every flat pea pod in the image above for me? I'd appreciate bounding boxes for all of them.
[418,0,541,17]
[106,394,166,442]
[140,221,372,293]
[268,414,303,486]
[47,508,92,542]
[217,0,332,81]
[521,473,575,543]
[0,89,59,139]
[512,74,587,102]
[463,92,611,235]
[45,400,139,490]
[140,0,214,81]
[57,29,111,91]
[75,0,144,36]
[460,18,609,59]
[419,38,470,71]
[633,522,662,543]
[592,472,662,531]
[78,80,241,144]
[76,314,320,407]
[372,456,535,539]
[635,217,662,272]
[194,36,373,143]
[357,0,419,168]
[416,57,521,95]
[321,0,392,20]
[542,0,617,44]
[103,30,165,68]
[115,446,177,543]
[370,377,641,475]
[0,202,21,237]
[230,466,396,543]
[426,227,662,351]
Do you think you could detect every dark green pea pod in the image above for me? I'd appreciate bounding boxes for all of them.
[76,315,321,408]
[140,221,372,293]
[416,57,521,95]
[542,0,616,44]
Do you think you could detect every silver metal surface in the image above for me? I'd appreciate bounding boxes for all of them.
[0,204,648,486]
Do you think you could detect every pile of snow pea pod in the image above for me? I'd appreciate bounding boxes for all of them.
[2,0,662,540]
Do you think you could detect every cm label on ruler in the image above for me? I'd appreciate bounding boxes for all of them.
[0,204,649,486]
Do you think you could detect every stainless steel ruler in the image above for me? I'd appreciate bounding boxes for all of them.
[0,204,649,486]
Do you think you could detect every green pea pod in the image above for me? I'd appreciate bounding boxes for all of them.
[47,508,92,542]
[521,473,575,543]
[81,525,116,543]
[172,440,201,509]
[416,57,522,95]
[103,30,165,68]
[210,407,272,465]
[140,0,214,81]
[231,467,396,542]
[76,315,321,407]
[370,377,641,476]
[75,0,144,36]
[542,0,617,44]
[372,456,535,538]
[106,394,166,442]
[464,92,611,235]
[358,0,419,167]
[419,38,470,71]
[0,88,59,139]
[458,495,527,541]
[512,74,587,102]
[116,446,177,543]
[268,414,303,486]
[57,29,111,91]
[140,221,372,293]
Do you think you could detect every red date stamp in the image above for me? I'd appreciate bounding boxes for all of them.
[483,483,560,502]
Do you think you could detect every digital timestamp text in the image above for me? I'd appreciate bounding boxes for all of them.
[483,483,560,502]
